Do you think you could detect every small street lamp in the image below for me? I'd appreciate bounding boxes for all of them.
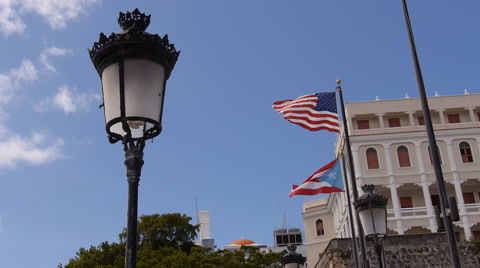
[280,245,306,268]
[354,184,388,268]
[89,9,179,268]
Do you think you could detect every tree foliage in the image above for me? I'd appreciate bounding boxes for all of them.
[468,238,480,255]
[64,241,124,268]
[62,213,284,268]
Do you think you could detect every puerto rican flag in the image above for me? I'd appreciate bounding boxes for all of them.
[289,158,344,197]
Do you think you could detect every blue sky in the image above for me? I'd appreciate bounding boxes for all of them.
[0,1,479,267]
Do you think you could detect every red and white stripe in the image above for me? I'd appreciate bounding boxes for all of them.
[273,94,339,132]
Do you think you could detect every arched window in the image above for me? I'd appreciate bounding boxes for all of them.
[366,148,379,169]
[397,146,411,167]
[428,145,443,165]
[460,142,474,163]
[316,219,324,236]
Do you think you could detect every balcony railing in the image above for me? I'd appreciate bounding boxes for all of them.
[387,203,480,218]
[464,203,480,214]
[387,206,429,218]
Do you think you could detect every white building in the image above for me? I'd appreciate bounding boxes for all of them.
[195,211,215,249]
[303,93,480,267]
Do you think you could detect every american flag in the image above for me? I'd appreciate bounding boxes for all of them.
[289,158,344,197]
[272,92,340,133]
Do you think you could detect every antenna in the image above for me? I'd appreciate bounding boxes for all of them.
[282,213,287,229]
[195,196,199,224]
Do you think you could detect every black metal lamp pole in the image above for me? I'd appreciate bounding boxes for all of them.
[124,138,144,267]
[89,9,179,268]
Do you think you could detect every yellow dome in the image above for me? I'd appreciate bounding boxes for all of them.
[230,238,256,245]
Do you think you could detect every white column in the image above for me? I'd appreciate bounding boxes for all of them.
[352,146,362,178]
[451,179,472,240]
[414,141,437,231]
[444,137,467,235]
[406,111,414,127]
[466,106,476,123]
[445,138,458,172]
[418,182,434,215]
[414,142,426,174]
[452,179,466,215]
[348,114,354,134]
[464,222,473,240]
[383,144,403,224]
[436,108,446,125]
[376,113,385,129]
[415,181,436,232]
[385,184,404,234]
[384,145,393,176]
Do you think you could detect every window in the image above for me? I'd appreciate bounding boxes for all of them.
[431,195,440,206]
[418,116,425,125]
[460,142,474,163]
[388,118,401,127]
[473,231,480,240]
[357,120,370,130]
[400,196,413,208]
[366,148,379,169]
[463,192,475,204]
[447,114,460,124]
[295,234,302,244]
[289,234,296,243]
[477,112,480,122]
[276,236,282,245]
[397,146,411,167]
[316,219,324,236]
[428,146,443,165]
[455,232,461,242]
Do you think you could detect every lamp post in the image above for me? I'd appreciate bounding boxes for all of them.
[89,9,179,268]
[280,245,306,268]
[354,185,388,268]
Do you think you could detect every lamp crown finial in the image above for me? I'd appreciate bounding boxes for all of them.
[287,245,297,253]
[356,184,389,207]
[361,184,375,194]
[118,8,151,32]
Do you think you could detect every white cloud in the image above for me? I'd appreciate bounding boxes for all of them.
[21,0,100,29]
[0,130,65,168]
[0,59,37,104]
[0,55,67,169]
[53,86,76,113]
[35,85,101,114]
[0,0,100,36]
[10,59,38,83]
[0,0,26,36]
[39,46,73,73]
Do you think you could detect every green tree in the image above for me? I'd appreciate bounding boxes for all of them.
[120,213,199,253]
[64,241,124,268]
[468,238,480,255]
[63,213,284,268]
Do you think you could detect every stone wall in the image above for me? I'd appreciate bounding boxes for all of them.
[315,233,480,268]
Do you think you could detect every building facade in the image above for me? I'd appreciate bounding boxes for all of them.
[303,93,480,267]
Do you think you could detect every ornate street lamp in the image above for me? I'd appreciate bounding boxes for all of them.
[280,245,306,268]
[354,184,388,268]
[89,9,179,268]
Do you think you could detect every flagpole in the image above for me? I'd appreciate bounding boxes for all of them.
[400,1,461,267]
[340,155,360,268]
[336,81,369,268]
